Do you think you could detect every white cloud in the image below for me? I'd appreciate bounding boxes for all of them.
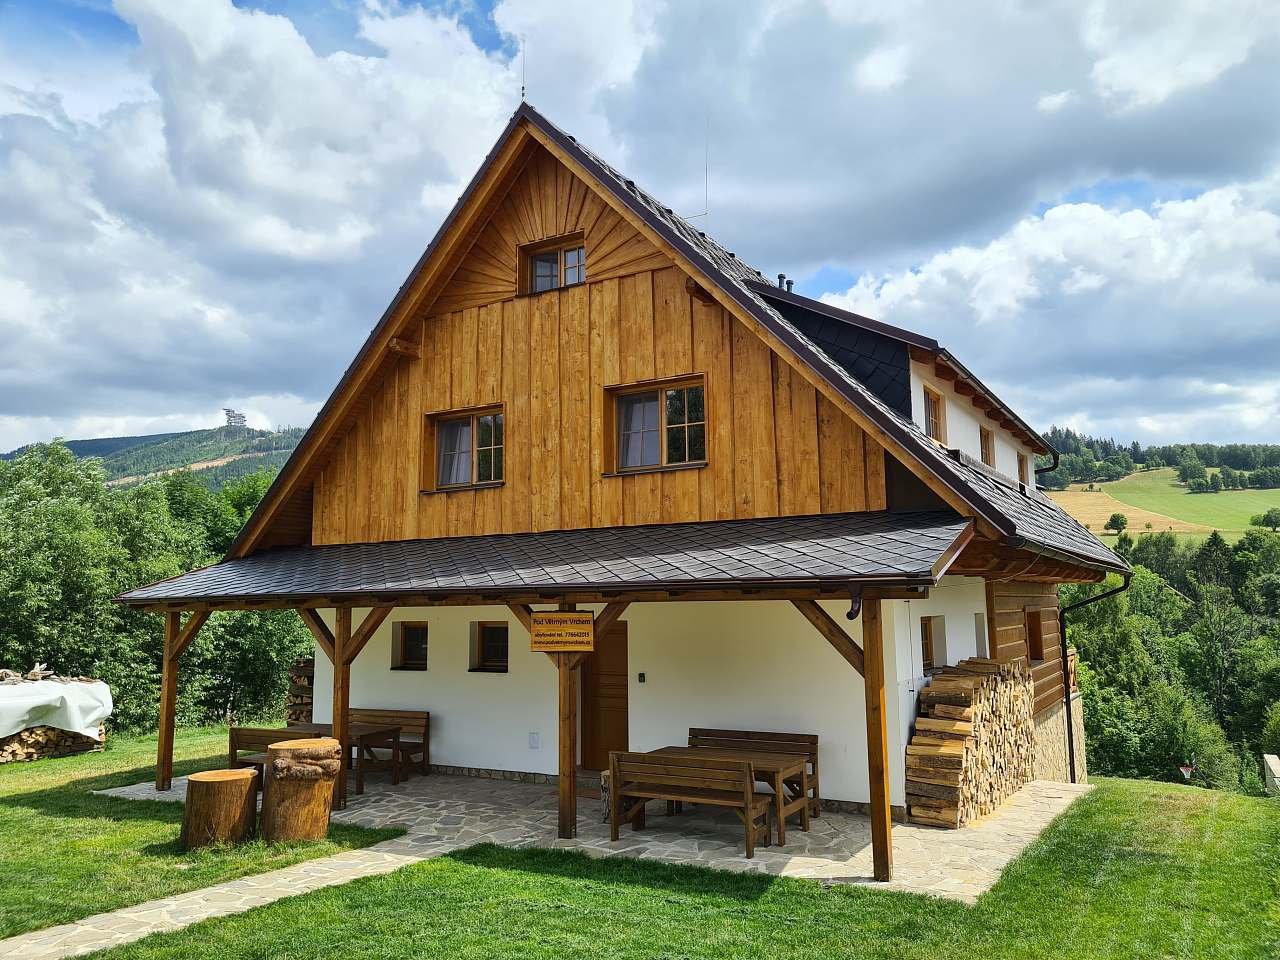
[0,0,1278,451]
[1036,90,1077,113]
[822,175,1280,440]
[1083,0,1280,108]
[854,44,910,91]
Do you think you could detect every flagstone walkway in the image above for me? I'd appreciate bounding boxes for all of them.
[3,775,1090,959]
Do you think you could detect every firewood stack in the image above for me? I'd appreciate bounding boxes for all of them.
[1,724,105,763]
[285,656,314,724]
[905,657,1034,828]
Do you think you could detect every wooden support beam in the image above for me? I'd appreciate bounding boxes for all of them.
[684,275,716,303]
[934,361,958,382]
[554,650,580,839]
[297,608,336,663]
[791,599,864,676]
[171,610,211,660]
[387,336,422,359]
[863,598,893,882]
[344,607,392,665]
[593,601,631,635]
[332,607,351,809]
[155,611,181,791]
[507,603,534,633]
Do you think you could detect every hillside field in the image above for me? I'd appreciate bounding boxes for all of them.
[1051,466,1280,541]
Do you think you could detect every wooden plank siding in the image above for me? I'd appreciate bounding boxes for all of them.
[308,140,888,544]
[311,264,888,544]
[984,581,1064,715]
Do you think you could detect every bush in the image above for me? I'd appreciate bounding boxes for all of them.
[1263,702,1280,757]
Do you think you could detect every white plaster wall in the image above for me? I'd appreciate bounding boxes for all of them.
[313,598,920,807]
[312,605,561,776]
[909,361,1036,488]
[886,576,989,791]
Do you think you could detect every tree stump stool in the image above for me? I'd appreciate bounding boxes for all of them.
[261,737,341,843]
[181,768,258,849]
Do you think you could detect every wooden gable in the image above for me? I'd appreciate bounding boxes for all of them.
[245,122,920,553]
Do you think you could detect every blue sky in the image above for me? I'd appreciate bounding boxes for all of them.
[0,0,1277,449]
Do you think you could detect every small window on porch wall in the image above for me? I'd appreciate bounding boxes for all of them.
[1024,607,1047,662]
[920,615,946,672]
[392,622,428,670]
[469,622,509,673]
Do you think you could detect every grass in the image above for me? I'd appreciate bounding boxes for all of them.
[0,726,399,939]
[1051,467,1280,542]
[91,778,1279,960]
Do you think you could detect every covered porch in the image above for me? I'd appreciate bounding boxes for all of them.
[118,510,984,883]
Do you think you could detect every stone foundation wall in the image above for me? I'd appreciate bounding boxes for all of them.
[1032,693,1087,783]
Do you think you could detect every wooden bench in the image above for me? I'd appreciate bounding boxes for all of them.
[689,728,821,818]
[609,751,772,858]
[228,726,317,779]
[348,708,430,789]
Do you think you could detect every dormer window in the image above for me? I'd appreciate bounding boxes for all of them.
[923,385,946,443]
[520,234,586,294]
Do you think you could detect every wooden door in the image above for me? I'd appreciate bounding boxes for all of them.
[581,623,628,770]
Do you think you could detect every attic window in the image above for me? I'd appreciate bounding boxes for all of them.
[979,426,995,467]
[1017,452,1030,486]
[519,234,586,294]
[923,386,946,444]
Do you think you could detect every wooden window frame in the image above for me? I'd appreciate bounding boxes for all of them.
[1017,451,1030,486]
[923,385,947,444]
[392,621,429,671]
[920,615,945,672]
[1024,607,1047,662]
[517,232,586,295]
[603,374,708,476]
[979,425,995,467]
[421,403,504,494]
[469,621,510,673]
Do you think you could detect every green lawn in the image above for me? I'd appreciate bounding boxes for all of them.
[91,778,1279,960]
[1104,467,1280,536]
[0,726,398,939]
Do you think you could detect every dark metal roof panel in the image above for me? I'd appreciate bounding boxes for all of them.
[119,511,972,604]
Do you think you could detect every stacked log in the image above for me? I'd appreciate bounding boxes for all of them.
[0,724,104,763]
[285,657,315,725]
[906,657,1034,828]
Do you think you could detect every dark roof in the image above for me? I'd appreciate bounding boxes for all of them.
[120,511,974,606]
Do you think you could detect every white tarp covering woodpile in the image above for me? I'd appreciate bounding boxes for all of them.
[905,657,1035,828]
[0,666,112,762]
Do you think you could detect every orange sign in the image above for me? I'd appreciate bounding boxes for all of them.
[530,612,595,652]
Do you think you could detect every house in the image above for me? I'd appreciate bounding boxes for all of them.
[119,103,1127,881]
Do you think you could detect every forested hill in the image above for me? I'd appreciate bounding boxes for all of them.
[1,426,305,490]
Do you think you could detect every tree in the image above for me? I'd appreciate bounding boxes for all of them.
[1263,702,1280,757]
[1251,507,1280,533]
[1193,532,1234,589]
[1208,472,1223,493]
[1178,457,1207,484]
[1104,512,1128,533]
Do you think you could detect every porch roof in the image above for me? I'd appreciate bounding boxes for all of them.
[118,510,973,608]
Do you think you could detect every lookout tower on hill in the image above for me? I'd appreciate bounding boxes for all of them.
[223,408,247,429]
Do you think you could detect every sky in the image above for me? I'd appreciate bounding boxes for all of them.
[1,0,1278,452]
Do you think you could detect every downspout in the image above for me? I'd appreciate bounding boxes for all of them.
[1057,571,1132,782]
[1035,447,1060,476]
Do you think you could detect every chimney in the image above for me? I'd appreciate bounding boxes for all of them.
[777,273,786,288]
[785,279,794,293]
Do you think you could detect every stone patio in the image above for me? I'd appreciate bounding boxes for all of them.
[104,772,1087,896]
[1,773,1089,959]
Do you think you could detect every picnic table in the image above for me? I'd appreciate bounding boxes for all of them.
[651,745,810,844]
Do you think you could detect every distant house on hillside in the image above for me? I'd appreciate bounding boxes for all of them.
[121,103,1126,879]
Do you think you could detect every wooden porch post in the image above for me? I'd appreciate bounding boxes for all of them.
[556,651,580,839]
[155,609,211,791]
[332,607,351,809]
[863,598,893,881]
[156,611,180,791]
